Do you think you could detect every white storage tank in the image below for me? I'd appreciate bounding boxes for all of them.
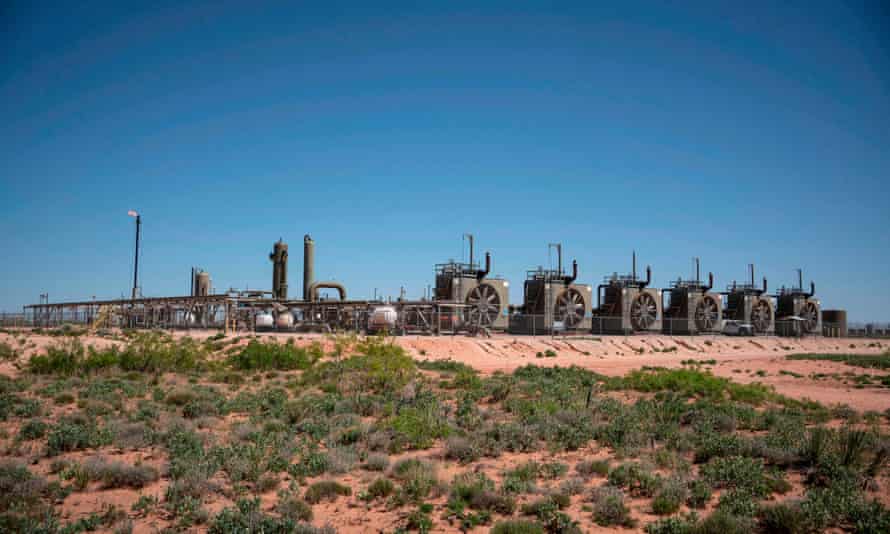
[276,312,294,330]
[255,312,274,331]
[368,305,398,333]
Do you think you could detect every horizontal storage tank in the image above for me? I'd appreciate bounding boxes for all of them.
[276,312,294,330]
[255,312,274,331]
[368,305,398,333]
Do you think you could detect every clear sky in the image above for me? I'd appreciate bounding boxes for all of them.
[2,1,888,322]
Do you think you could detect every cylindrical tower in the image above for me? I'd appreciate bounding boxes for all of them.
[303,234,314,301]
[195,271,211,296]
[269,240,288,300]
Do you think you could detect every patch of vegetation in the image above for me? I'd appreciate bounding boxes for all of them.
[304,480,352,504]
[229,339,319,371]
[787,352,890,370]
[590,485,636,527]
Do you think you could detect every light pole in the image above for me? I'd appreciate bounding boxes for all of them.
[128,210,140,300]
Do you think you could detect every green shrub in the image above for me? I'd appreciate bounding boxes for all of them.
[652,477,687,515]
[0,341,17,361]
[367,478,395,499]
[521,494,570,516]
[304,480,351,504]
[275,493,313,522]
[46,416,111,455]
[758,501,808,534]
[18,419,48,441]
[607,462,662,497]
[686,479,713,509]
[700,456,773,497]
[83,457,159,489]
[229,339,318,371]
[364,453,389,472]
[502,461,540,494]
[590,485,635,527]
[576,459,610,478]
[787,353,890,370]
[490,519,545,534]
[392,458,439,503]
[209,498,302,533]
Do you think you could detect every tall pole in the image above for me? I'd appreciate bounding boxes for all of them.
[131,213,141,300]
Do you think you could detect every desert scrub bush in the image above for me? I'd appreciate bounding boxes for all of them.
[686,478,713,509]
[388,393,451,450]
[210,498,311,533]
[275,492,313,522]
[18,419,48,440]
[445,435,481,463]
[118,331,207,372]
[787,352,890,370]
[392,457,439,503]
[615,367,778,404]
[487,421,539,453]
[490,519,545,534]
[366,477,395,500]
[229,338,318,371]
[29,339,123,375]
[46,415,112,455]
[304,337,415,396]
[700,456,777,498]
[757,501,809,534]
[0,341,17,361]
[652,477,687,515]
[83,457,159,488]
[607,462,663,497]
[325,446,358,474]
[521,494,571,516]
[590,485,636,527]
[364,452,389,471]
[502,461,540,494]
[304,480,352,504]
[449,471,515,515]
[559,477,586,496]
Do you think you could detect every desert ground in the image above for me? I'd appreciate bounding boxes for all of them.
[0,327,888,533]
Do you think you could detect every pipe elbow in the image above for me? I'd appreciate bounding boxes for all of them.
[477,252,491,280]
[562,260,578,285]
[703,272,714,292]
[308,281,347,302]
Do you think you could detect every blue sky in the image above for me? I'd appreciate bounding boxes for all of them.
[1,1,888,322]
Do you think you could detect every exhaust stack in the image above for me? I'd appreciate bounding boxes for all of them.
[269,240,288,300]
[303,235,314,301]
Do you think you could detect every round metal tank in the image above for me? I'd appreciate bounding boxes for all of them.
[368,305,398,333]
[255,312,274,330]
[276,312,294,330]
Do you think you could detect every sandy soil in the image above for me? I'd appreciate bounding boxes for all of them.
[3,330,887,411]
[396,334,890,411]
[1,329,888,533]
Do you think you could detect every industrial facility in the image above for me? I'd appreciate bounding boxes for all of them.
[21,231,841,338]
[591,253,662,334]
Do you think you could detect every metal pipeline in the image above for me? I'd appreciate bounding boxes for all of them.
[562,259,578,285]
[303,235,314,301]
[762,277,768,294]
[640,266,651,288]
[703,272,713,292]
[308,281,347,302]
[476,252,491,280]
[806,281,815,298]
[597,284,607,309]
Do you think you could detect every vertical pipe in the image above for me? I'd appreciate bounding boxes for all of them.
[749,264,755,286]
[303,235,314,301]
[632,251,636,281]
[695,257,700,284]
[132,215,140,300]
